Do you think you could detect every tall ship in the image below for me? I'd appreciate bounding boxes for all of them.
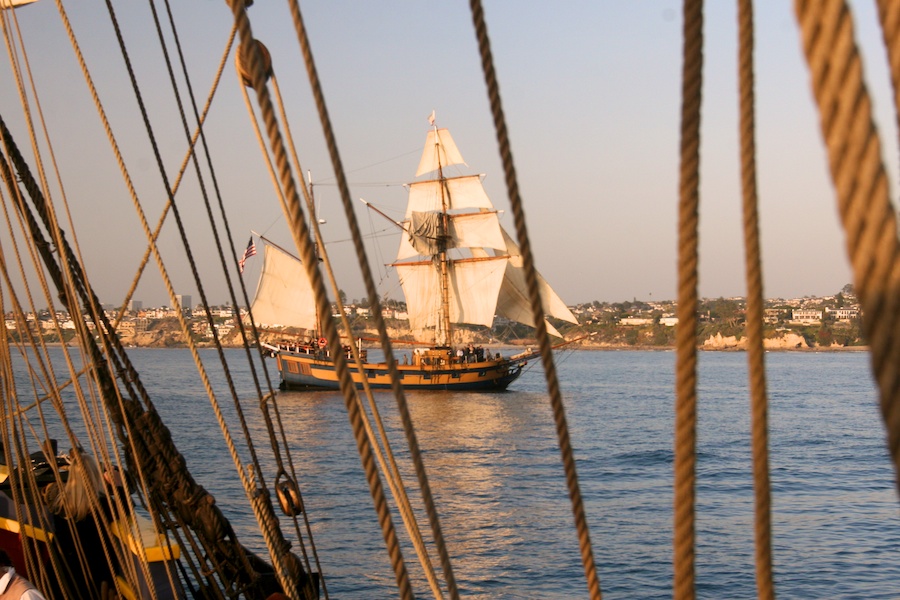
[254,121,578,391]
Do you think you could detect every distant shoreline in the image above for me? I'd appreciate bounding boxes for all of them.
[90,342,870,353]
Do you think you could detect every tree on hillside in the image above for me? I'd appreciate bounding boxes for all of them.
[704,297,743,326]
[816,322,834,347]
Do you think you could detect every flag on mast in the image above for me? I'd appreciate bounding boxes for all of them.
[428,110,435,126]
[239,237,256,273]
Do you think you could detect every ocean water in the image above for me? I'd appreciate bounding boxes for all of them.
[16,348,900,598]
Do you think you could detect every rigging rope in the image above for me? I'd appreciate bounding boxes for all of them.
[142,1,320,592]
[736,1,775,598]
[875,0,900,173]
[674,0,702,598]
[226,3,420,598]
[259,65,446,597]
[6,0,311,593]
[278,0,465,595]
[285,3,463,595]
[467,1,602,598]
[0,126,170,599]
[794,2,900,495]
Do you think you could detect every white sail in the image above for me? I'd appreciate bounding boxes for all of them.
[250,243,318,330]
[397,210,506,260]
[0,0,38,8]
[406,175,494,217]
[395,257,508,334]
[391,125,575,343]
[415,128,466,176]
[472,228,577,337]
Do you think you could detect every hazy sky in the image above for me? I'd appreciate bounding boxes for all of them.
[1,1,897,309]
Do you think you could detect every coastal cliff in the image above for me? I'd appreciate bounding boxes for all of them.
[112,318,863,352]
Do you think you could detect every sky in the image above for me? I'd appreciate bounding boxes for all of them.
[0,1,897,309]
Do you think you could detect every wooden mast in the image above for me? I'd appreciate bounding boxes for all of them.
[434,123,453,347]
[306,172,323,338]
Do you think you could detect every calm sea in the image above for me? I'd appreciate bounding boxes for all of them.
[21,348,900,598]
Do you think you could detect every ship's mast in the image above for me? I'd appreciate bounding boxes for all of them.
[433,121,453,347]
[308,172,322,337]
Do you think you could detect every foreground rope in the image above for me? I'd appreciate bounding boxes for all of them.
[280,1,461,596]
[226,3,415,598]
[674,0,703,598]
[737,1,775,597]
[875,0,900,169]
[468,1,601,598]
[794,2,900,494]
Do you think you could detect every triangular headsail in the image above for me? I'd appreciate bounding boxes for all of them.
[472,227,577,338]
[249,241,318,331]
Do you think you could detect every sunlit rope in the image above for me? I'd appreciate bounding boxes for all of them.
[1,0,122,481]
[237,75,334,596]
[50,0,290,594]
[0,135,156,596]
[794,2,900,494]
[0,234,86,596]
[239,67,441,597]
[0,113,118,600]
[875,0,900,172]
[3,9,150,523]
[279,0,463,596]
[112,21,237,331]
[467,1,602,599]
[2,117,199,597]
[226,3,415,598]
[736,1,775,598]
[145,1,314,587]
[270,69,445,598]
[674,0,702,598]
[136,0,313,593]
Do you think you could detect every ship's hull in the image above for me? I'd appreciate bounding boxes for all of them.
[275,350,530,391]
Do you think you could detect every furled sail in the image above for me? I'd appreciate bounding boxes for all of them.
[250,243,318,330]
[397,210,506,260]
[415,128,466,176]
[472,227,577,337]
[395,256,509,334]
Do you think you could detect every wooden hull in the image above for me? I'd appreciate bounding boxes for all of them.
[276,350,531,391]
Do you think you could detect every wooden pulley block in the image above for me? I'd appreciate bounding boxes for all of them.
[275,475,303,516]
[236,39,272,87]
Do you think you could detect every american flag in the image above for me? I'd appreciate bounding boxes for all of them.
[239,237,256,273]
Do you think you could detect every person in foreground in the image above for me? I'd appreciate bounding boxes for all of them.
[0,550,46,600]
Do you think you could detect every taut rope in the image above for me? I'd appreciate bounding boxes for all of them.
[468,1,602,598]
[737,1,775,598]
[794,2,900,494]
[674,0,703,598]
